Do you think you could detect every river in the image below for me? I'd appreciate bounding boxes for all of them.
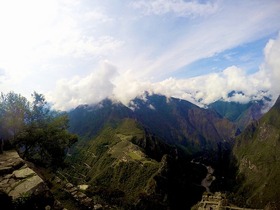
[191,159,216,192]
[201,165,215,192]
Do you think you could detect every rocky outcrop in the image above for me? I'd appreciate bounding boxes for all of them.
[0,150,55,209]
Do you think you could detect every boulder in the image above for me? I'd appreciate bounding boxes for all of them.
[13,167,36,179]
[0,150,55,209]
[9,174,45,199]
[78,184,89,191]
[94,204,103,210]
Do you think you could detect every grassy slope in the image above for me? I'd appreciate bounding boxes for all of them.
[208,100,265,131]
[63,119,160,207]
[64,117,207,209]
[233,97,280,208]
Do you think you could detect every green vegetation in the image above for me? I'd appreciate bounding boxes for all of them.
[3,92,271,209]
[209,100,252,122]
[0,91,77,167]
[208,99,267,131]
[63,119,160,207]
[233,96,280,208]
[65,94,247,208]
[63,116,208,209]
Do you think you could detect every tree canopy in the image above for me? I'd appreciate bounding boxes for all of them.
[0,91,77,167]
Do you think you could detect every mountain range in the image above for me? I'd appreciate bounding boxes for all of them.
[61,93,277,209]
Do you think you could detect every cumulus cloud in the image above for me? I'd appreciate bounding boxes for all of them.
[1,0,279,104]
[49,61,118,110]
[49,34,280,110]
[153,66,271,105]
[0,0,123,94]
[110,65,270,108]
[262,34,280,97]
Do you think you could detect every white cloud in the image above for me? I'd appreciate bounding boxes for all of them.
[48,61,118,110]
[131,0,219,17]
[262,33,280,100]
[0,0,123,96]
[50,34,280,110]
[125,0,280,81]
[0,0,279,111]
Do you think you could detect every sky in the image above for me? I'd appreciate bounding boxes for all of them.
[0,0,280,110]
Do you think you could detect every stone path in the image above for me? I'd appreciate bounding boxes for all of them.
[0,150,46,200]
[53,176,103,210]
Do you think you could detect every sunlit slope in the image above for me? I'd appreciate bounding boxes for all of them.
[234,96,280,208]
[64,118,206,209]
[64,119,158,202]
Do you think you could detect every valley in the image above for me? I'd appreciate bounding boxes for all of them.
[60,93,275,209]
[0,1,279,209]
[0,92,279,209]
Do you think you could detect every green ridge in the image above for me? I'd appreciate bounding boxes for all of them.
[63,119,160,207]
[233,96,280,208]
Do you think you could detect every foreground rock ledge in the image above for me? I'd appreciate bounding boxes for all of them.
[0,150,47,200]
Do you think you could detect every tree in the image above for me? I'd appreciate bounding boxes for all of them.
[0,91,77,168]
[0,92,30,147]
[16,92,78,167]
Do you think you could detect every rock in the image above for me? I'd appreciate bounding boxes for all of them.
[13,167,36,178]
[0,150,55,209]
[53,200,64,209]
[65,182,74,189]
[8,178,16,184]
[54,176,62,184]
[8,173,44,199]
[76,191,86,199]
[45,205,51,210]
[11,159,25,169]
[78,184,89,191]
[4,174,12,179]
[94,204,103,210]
[0,183,9,188]
[81,197,92,206]
[68,186,78,193]
[1,178,9,184]
[71,190,78,196]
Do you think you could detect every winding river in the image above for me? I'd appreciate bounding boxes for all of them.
[191,159,216,192]
[201,165,215,192]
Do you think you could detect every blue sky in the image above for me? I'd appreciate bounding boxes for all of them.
[0,0,280,110]
[176,36,274,78]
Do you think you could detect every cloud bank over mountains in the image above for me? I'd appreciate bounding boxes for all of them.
[50,34,280,110]
[0,0,280,110]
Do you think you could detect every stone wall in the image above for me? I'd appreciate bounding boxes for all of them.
[0,150,60,209]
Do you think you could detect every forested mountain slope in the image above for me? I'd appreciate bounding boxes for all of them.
[234,96,280,208]
[65,93,272,209]
[64,118,206,209]
[69,94,237,154]
[208,96,270,131]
